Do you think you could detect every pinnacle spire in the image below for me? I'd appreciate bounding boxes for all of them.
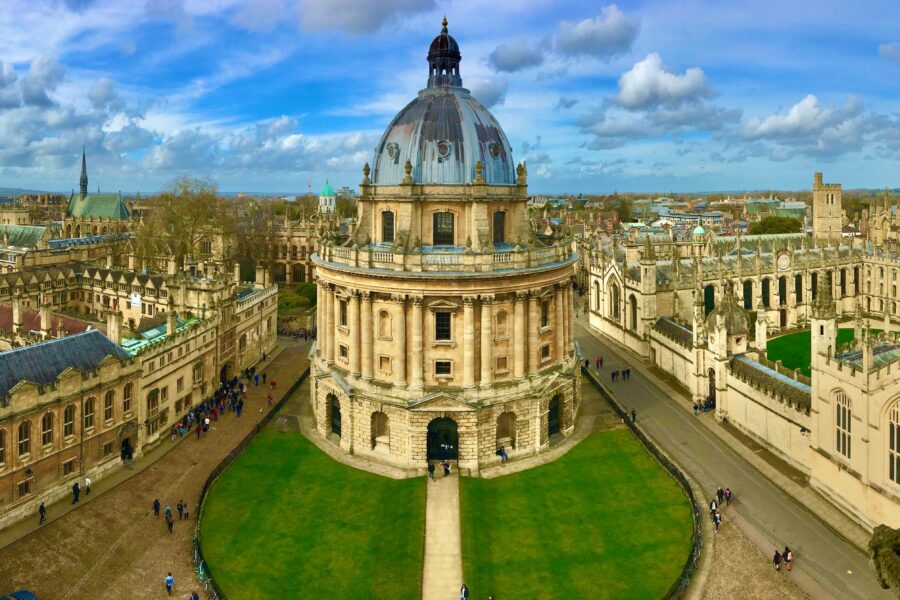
[79,146,88,199]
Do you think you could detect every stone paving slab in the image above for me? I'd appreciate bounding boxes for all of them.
[422,471,463,600]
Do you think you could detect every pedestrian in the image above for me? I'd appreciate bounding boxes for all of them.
[262,372,267,384]
[165,572,174,595]
[183,503,190,520]
[195,423,202,439]
[236,399,244,417]
[72,481,80,504]
[709,498,717,517]
[599,356,604,368]
[724,487,732,505]
[268,393,273,407]
[783,546,793,571]
[270,379,277,391]
[177,500,184,520]
[714,511,721,533]
[38,501,46,525]
[171,426,177,443]
[716,486,725,505]
[153,498,161,517]
[595,356,601,369]
[460,583,469,600]
[773,549,783,571]
[497,446,509,463]
[584,359,590,370]
[442,460,451,477]
[164,504,172,519]
[166,512,174,534]
[631,407,637,423]
[254,373,259,386]
[611,370,617,382]
[693,403,699,416]
[204,416,211,431]
[428,462,435,481]
[190,592,199,600]
[85,477,91,496]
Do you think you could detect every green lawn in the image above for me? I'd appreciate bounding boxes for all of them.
[460,430,694,600]
[767,328,866,377]
[200,431,425,600]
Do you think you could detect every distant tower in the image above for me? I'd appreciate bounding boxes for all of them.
[318,179,336,215]
[812,172,841,242]
[810,274,836,371]
[80,147,88,200]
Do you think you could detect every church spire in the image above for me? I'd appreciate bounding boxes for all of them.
[80,146,88,199]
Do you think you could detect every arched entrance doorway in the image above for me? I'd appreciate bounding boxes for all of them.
[329,395,342,436]
[219,362,233,384]
[427,418,458,460]
[548,395,561,436]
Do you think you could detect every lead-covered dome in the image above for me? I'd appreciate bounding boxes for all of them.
[371,18,516,186]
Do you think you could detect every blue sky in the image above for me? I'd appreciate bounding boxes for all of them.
[0,0,898,194]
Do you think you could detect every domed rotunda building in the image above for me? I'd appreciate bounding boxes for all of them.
[311,19,579,470]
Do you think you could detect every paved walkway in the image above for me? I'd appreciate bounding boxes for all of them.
[422,470,463,600]
[0,338,310,600]
[575,317,892,599]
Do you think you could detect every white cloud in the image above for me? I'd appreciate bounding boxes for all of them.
[231,0,290,33]
[299,0,435,35]
[879,42,900,63]
[487,39,545,72]
[556,5,639,59]
[468,78,508,109]
[88,77,121,111]
[615,53,709,109]
[555,96,578,110]
[20,56,65,107]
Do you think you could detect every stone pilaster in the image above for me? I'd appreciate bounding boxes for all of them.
[411,296,424,390]
[480,296,493,387]
[514,292,526,378]
[528,292,539,374]
[555,284,565,360]
[393,295,407,387]
[463,296,476,388]
[324,284,335,363]
[349,291,361,376]
[361,292,373,379]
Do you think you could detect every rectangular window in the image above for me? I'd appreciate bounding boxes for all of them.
[84,402,94,430]
[339,344,349,360]
[492,211,506,244]
[435,360,452,376]
[175,399,183,414]
[382,211,395,243]
[63,458,76,476]
[495,356,508,373]
[541,344,551,360]
[340,300,348,327]
[104,396,113,422]
[103,442,114,457]
[64,407,75,437]
[540,300,550,328]
[435,312,452,341]
[18,480,30,498]
[177,377,184,392]
[433,212,455,246]
[836,396,851,459]
[378,355,392,374]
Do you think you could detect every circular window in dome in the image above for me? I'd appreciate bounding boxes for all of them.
[489,143,501,159]
[437,140,451,158]
[386,143,398,158]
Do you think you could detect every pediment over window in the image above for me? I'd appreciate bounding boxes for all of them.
[427,299,460,312]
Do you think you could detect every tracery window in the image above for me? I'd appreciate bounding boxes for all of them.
[835,391,852,459]
[890,404,899,484]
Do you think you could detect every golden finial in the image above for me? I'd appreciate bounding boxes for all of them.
[441,16,448,32]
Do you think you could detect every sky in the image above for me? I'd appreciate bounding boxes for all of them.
[0,0,898,195]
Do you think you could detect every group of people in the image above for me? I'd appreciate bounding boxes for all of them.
[708,486,733,534]
[152,497,190,534]
[773,546,795,572]
[611,369,631,381]
[426,459,453,480]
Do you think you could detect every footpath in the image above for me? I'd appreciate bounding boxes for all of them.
[0,339,310,600]
[421,470,463,600]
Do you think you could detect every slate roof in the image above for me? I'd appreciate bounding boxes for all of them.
[653,317,693,347]
[0,330,129,402]
[0,303,104,336]
[66,193,130,219]
[0,224,48,248]
[730,354,811,412]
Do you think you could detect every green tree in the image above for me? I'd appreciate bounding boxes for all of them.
[748,216,802,235]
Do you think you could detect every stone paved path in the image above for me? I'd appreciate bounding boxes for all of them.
[0,338,310,600]
[575,316,892,599]
[422,469,463,600]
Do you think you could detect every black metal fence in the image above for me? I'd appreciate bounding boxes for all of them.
[191,367,311,599]
[581,366,703,599]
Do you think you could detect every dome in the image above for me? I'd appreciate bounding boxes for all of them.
[371,19,516,186]
[705,289,749,334]
[320,180,335,197]
[692,224,705,236]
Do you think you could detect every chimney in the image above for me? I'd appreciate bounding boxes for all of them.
[234,262,241,284]
[255,265,265,288]
[128,254,136,270]
[40,296,51,339]
[56,320,64,339]
[106,310,122,345]
[11,296,22,335]
[106,252,113,268]
[167,258,177,276]
[167,307,177,338]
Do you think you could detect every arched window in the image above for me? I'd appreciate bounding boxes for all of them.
[0,429,5,465]
[147,389,159,415]
[492,211,506,244]
[703,284,715,315]
[382,211,395,243]
[495,310,509,338]
[840,269,847,297]
[104,390,115,422]
[496,412,517,448]
[84,397,95,430]
[433,212,454,246]
[123,383,133,414]
[761,278,771,308]
[795,274,803,303]
[371,411,389,449]
[811,272,819,300]
[835,391,851,459]
[742,280,753,310]
[610,282,620,320]
[64,404,75,437]
[889,403,899,484]
[629,294,638,331]
[593,281,600,312]
[18,421,30,456]
[239,333,247,350]
[378,310,392,339]
[41,412,53,446]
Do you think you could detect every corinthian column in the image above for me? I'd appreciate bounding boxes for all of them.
[555,284,565,361]
[480,296,493,387]
[564,283,572,356]
[316,282,324,357]
[325,284,335,363]
[394,295,407,387]
[361,292,373,379]
[528,292,539,373]
[411,296,424,390]
[463,296,475,388]
[349,291,361,376]
[513,292,526,378]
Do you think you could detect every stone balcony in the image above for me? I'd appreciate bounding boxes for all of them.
[314,240,576,276]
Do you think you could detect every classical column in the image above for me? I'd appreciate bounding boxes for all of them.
[565,284,573,356]
[528,292,539,373]
[394,295,407,387]
[555,284,565,360]
[411,296,424,390]
[316,283,324,357]
[361,292,373,380]
[324,284,335,363]
[349,291,361,376]
[463,296,475,388]
[334,288,343,361]
[480,296,493,387]
[513,292,526,378]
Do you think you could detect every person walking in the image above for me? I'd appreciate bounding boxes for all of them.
[442,460,451,477]
[714,511,721,533]
[783,547,793,571]
[709,498,717,517]
[153,498,161,517]
[268,393,273,407]
[460,583,469,600]
[262,372,267,384]
[631,407,637,423]
[183,503,190,520]
[165,572,174,595]
[72,481,80,504]
[177,500,184,520]
[716,487,725,505]
[773,548,783,571]
[236,399,244,417]
[38,501,46,525]
[254,373,259,386]
[427,461,435,481]
[85,477,91,496]
[189,592,199,600]
[166,512,174,534]
[270,379,277,391]
[724,487,732,505]
[595,356,601,369]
